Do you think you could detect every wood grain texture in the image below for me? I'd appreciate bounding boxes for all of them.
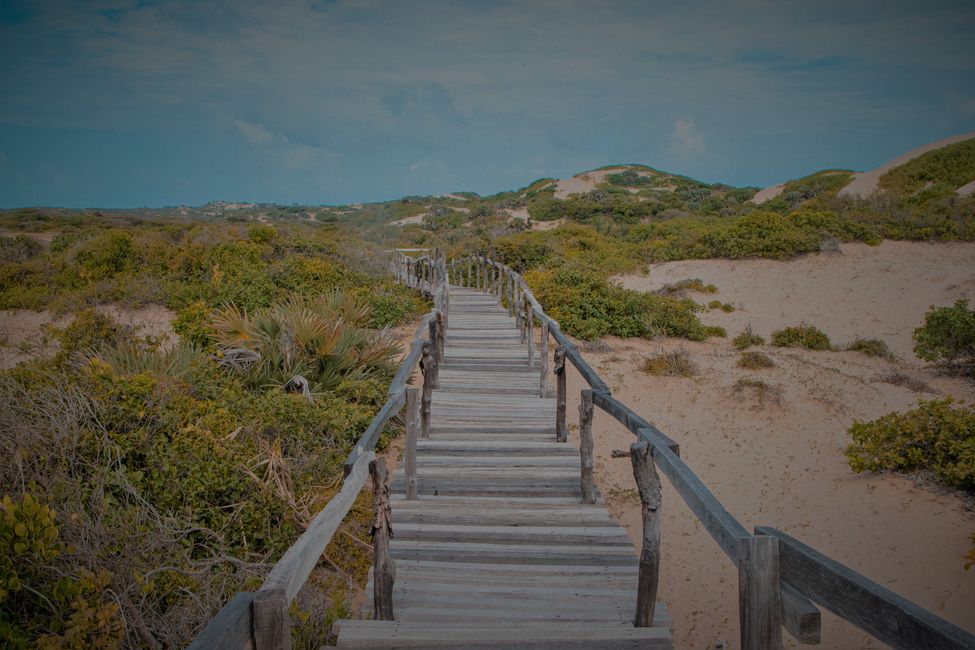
[630,441,662,628]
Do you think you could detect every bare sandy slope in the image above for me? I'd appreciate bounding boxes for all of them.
[536,240,975,647]
[838,133,975,198]
[749,183,786,205]
[615,241,975,362]
[553,168,624,199]
[0,304,176,368]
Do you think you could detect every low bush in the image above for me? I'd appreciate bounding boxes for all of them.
[640,349,696,377]
[913,299,975,373]
[657,278,717,295]
[771,325,832,350]
[733,326,765,350]
[732,377,783,407]
[738,351,775,369]
[845,398,975,491]
[846,337,897,360]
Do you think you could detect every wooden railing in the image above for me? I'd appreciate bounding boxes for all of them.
[187,250,449,650]
[442,252,975,650]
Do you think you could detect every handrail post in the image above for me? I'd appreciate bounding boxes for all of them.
[404,388,419,500]
[737,535,784,650]
[467,257,472,288]
[579,389,595,504]
[420,341,434,438]
[630,441,662,627]
[554,345,567,442]
[252,589,291,650]
[526,299,534,366]
[428,318,440,390]
[437,311,445,362]
[370,458,395,621]
[539,320,549,397]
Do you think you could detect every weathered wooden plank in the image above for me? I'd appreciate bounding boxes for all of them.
[404,388,419,500]
[756,526,975,650]
[592,392,680,455]
[186,591,255,650]
[343,391,405,474]
[261,452,373,600]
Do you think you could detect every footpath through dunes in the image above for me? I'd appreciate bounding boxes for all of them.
[336,286,673,649]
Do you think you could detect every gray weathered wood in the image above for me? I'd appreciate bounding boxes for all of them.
[630,441,661,628]
[737,535,783,650]
[592,393,679,456]
[526,299,534,367]
[756,526,975,650]
[539,320,549,398]
[579,390,595,504]
[343,391,406,475]
[428,318,440,390]
[421,341,434,438]
[186,592,255,650]
[780,581,821,645]
[252,588,291,650]
[405,388,419,500]
[263,452,374,600]
[371,458,396,621]
[555,346,567,442]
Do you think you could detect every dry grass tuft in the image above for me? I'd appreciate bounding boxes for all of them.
[640,348,696,377]
[875,371,933,393]
[738,350,775,369]
[733,377,784,407]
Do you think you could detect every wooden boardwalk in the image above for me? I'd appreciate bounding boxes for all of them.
[336,287,672,648]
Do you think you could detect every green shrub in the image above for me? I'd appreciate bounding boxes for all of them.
[733,326,764,350]
[913,299,975,372]
[52,309,126,363]
[640,349,696,377]
[75,231,133,281]
[846,337,897,360]
[846,398,975,490]
[0,236,42,263]
[657,278,717,295]
[771,325,831,350]
[738,351,775,369]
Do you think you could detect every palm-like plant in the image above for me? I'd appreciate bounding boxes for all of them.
[212,291,401,398]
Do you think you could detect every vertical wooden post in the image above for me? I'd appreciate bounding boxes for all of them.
[526,297,534,367]
[370,458,396,621]
[539,320,549,397]
[630,440,662,627]
[436,312,445,362]
[420,341,434,438]
[737,536,784,650]
[252,588,291,650]
[579,389,595,504]
[405,388,419,500]
[555,345,567,442]
[466,257,472,288]
[428,318,440,390]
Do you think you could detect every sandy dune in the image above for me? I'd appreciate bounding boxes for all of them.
[534,240,975,647]
[615,241,975,362]
[749,183,786,205]
[0,304,176,368]
[838,132,975,198]
[553,168,625,199]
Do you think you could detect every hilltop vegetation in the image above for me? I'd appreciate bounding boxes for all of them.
[0,217,422,647]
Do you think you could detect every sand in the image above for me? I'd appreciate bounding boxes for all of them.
[541,240,975,648]
[553,168,625,199]
[615,241,975,362]
[0,304,176,368]
[749,183,786,205]
[838,133,975,199]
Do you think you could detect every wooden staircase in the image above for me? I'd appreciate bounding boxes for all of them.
[334,287,672,648]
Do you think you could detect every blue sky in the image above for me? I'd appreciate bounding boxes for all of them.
[1,0,974,208]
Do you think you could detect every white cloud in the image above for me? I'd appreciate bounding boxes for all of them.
[234,119,275,147]
[671,118,705,156]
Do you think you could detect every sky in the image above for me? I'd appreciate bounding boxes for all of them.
[1,0,974,208]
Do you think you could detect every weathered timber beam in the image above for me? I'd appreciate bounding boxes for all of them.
[756,526,975,650]
[343,392,406,475]
[186,592,255,650]
[263,453,374,601]
[592,392,679,455]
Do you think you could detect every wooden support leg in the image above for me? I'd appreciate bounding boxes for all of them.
[555,346,567,442]
[420,342,434,438]
[737,536,784,650]
[405,388,419,500]
[630,441,662,627]
[579,389,595,504]
[370,458,396,621]
[252,589,291,650]
[539,321,549,398]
